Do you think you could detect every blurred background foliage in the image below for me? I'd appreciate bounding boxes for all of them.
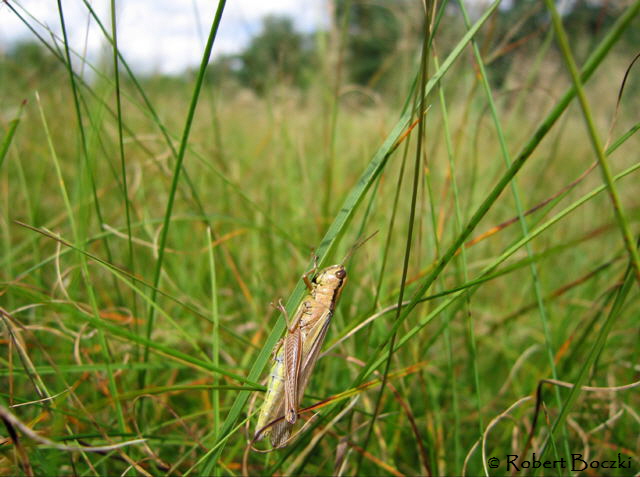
[2,0,637,100]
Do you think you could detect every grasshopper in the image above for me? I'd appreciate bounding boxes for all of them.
[254,261,348,448]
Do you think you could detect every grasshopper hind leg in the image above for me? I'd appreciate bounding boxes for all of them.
[283,326,302,424]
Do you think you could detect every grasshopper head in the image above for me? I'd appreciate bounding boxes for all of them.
[313,264,347,290]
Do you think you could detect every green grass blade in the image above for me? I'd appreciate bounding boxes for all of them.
[109,0,138,345]
[207,226,221,476]
[0,100,26,170]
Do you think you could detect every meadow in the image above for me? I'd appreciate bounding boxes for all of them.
[1,1,639,476]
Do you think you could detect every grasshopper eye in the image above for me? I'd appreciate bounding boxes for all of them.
[335,269,346,279]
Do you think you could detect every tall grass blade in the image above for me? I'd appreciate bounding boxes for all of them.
[142,0,228,388]
[544,0,640,282]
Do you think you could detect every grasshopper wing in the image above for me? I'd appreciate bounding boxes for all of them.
[298,310,332,396]
[270,414,293,448]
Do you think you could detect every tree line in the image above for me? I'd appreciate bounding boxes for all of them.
[1,0,633,97]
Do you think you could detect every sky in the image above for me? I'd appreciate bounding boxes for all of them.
[0,0,329,74]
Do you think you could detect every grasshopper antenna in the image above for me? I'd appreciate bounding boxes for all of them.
[341,230,378,265]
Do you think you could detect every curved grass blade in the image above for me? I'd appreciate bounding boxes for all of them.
[365,157,640,377]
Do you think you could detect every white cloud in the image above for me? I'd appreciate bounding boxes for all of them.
[0,0,328,74]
